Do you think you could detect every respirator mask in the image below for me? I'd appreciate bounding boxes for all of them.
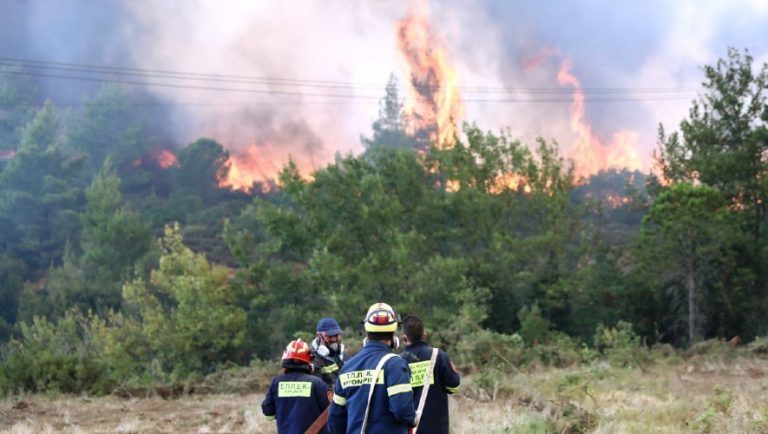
[314,335,343,358]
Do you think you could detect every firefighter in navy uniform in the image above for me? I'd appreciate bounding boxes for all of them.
[311,317,346,388]
[262,339,330,434]
[328,302,416,434]
[400,315,461,434]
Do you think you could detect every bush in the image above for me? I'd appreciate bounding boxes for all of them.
[593,321,649,368]
[0,311,109,395]
[455,328,585,371]
[525,332,582,368]
[692,386,734,433]
[518,303,550,346]
[454,329,526,371]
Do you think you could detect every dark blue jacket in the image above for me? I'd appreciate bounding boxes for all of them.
[328,341,416,434]
[400,342,461,434]
[261,370,329,434]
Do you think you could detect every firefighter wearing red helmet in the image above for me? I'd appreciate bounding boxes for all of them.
[262,339,330,434]
[328,302,416,434]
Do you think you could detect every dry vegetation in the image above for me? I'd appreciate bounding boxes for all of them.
[2,343,768,434]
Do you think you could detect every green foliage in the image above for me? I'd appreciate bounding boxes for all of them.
[692,386,734,433]
[526,332,583,368]
[65,85,153,179]
[0,310,109,395]
[174,138,230,205]
[655,47,768,339]
[122,223,246,378]
[0,253,25,331]
[0,101,83,272]
[453,329,525,371]
[0,64,37,152]
[79,158,153,312]
[361,74,419,154]
[16,160,154,321]
[635,183,741,344]
[593,321,649,368]
[3,50,768,395]
[512,416,552,434]
[518,304,550,346]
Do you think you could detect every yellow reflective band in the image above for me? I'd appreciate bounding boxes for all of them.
[446,385,461,394]
[408,360,436,387]
[339,369,385,389]
[365,322,398,332]
[277,381,312,397]
[320,363,339,374]
[265,414,276,421]
[333,394,347,406]
[387,383,412,396]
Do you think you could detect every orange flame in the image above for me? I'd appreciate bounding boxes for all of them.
[603,192,632,208]
[557,59,644,179]
[489,173,531,194]
[444,174,532,194]
[219,145,315,194]
[396,0,463,148]
[221,146,279,193]
[153,149,178,169]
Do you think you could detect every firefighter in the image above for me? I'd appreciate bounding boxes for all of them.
[328,302,416,434]
[311,317,346,388]
[400,314,461,434]
[262,338,330,434]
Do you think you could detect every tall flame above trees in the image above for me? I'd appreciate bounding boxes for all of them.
[557,59,644,179]
[396,0,463,149]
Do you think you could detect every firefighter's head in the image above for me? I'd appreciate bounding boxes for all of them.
[315,317,343,354]
[401,314,426,346]
[362,302,400,349]
[281,338,312,372]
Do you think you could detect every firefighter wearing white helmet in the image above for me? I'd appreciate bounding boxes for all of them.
[328,302,416,434]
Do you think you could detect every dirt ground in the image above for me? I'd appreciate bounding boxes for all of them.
[0,393,276,434]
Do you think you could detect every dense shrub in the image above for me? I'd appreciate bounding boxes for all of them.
[0,311,109,395]
[593,321,649,368]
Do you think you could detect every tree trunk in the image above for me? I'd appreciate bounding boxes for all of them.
[686,258,697,344]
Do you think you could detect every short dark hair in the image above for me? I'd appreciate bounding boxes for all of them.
[402,315,425,343]
[366,331,394,342]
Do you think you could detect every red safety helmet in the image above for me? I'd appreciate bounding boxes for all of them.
[282,338,312,365]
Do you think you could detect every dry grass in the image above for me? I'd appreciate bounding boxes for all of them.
[2,350,768,433]
[0,393,276,434]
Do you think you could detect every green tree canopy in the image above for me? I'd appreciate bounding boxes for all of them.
[635,183,741,344]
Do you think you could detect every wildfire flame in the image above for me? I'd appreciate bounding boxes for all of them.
[221,147,279,193]
[490,173,532,194]
[219,144,315,194]
[153,149,178,168]
[396,0,463,148]
[557,59,644,179]
[444,173,532,194]
[603,192,632,208]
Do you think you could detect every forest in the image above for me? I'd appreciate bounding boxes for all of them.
[0,47,767,398]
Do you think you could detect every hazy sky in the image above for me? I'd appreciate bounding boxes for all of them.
[3,0,768,177]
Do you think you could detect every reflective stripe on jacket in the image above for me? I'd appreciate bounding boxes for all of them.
[328,341,416,434]
[261,370,329,434]
[401,342,461,434]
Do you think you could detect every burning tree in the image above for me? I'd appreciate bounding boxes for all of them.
[396,0,463,150]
